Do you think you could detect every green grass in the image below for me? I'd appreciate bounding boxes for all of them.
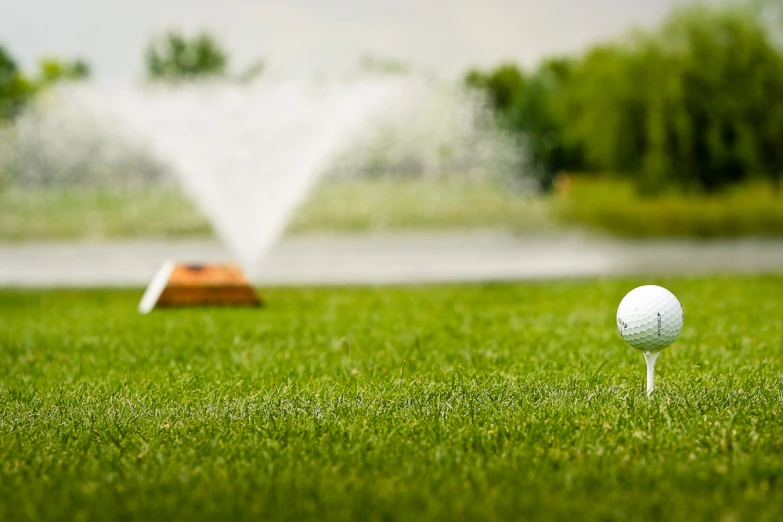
[3,177,783,240]
[288,178,552,233]
[557,177,783,237]
[0,179,553,240]
[2,276,783,521]
[0,187,211,240]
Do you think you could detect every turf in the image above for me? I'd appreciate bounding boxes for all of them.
[1,276,782,521]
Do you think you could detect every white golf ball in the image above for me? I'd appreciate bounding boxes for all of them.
[616,285,683,352]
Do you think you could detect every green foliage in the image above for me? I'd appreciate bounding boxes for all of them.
[0,188,211,240]
[557,176,783,237]
[566,5,783,193]
[0,45,90,126]
[558,44,643,177]
[37,57,90,85]
[465,61,581,189]
[511,59,583,189]
[288,178,553,233]
[467,3,783,194]
[2,277,783,521]
[3,176,782,240]
[146,32,229,80]
[0,180,554,240]
[0,46,33,187]
[465,63,525,112]
[0,45,34,121]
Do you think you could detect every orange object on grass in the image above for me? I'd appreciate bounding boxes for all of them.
[138,261,262,314]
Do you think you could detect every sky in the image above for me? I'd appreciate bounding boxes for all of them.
[1,0,710,80]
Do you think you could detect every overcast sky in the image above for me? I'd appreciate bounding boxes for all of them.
[2,0,709,80]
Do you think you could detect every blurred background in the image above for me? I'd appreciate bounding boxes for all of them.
[1,0,782,286]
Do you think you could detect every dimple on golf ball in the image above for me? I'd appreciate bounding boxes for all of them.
[616,285,683,352]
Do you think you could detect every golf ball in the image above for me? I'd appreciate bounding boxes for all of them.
[616,285,683,352]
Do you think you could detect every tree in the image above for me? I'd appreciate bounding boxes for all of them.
[557,43,649,177]
[465,61,582,189]
[38,57,90,85]
[466,4,783,194]
[0,45,34,121]
[561,4,783,193]
[464,63,525,114]
[649,5,783,192]
[509,58,583,189]
[146,32,228,80]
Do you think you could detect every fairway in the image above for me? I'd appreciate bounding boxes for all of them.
[1,276,782,521]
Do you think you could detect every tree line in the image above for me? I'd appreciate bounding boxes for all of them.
[0,49,89,120]
[1,32,263,123]
[3,2,783,193]
[466,2,783,193]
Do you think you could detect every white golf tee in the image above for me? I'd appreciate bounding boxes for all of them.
[643,351,660,396]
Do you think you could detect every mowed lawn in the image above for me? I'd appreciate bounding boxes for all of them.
[1,276,782,521]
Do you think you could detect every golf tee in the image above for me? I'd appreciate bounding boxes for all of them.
[643,351,660,396]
